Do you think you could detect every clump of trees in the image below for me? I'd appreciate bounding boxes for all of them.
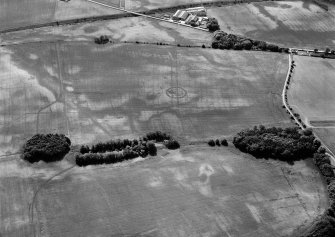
[94,35,109,44]
[212,30,288,53]
[233,126,320,161]
[207,18,220,32]
[208,138,228,147]
[164,139,180,150]
[22,134,71,163]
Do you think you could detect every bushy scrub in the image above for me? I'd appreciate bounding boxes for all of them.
[94,35,109,44]
[22,134,71,163]
[208,139,215,147]
[164,139,180,150]
[221,139,228,146]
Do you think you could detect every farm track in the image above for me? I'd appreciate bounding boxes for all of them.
[29,164,76,237]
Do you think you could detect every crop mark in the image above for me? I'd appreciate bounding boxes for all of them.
[29,164,75,237]
[166,87,187,99]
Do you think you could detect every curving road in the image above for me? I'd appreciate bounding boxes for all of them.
[282,53,335,165]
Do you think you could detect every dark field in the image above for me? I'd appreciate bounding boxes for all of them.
[0,43,290,155]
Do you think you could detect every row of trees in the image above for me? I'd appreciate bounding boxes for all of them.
[22,134,71,163]
[208,139,228,147]
[80,138,141,154]
[77,131,180,166]
[212,30,289,53]
[233,126,320,161]
[76,142,157,166]
[79,131,179,154]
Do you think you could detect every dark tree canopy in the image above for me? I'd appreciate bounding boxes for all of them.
[22,134,71,163]
[207,18,220,32]
[164,139,180,150]
[233,126,320,161]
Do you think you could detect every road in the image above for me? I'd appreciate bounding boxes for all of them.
[283,53,335,165]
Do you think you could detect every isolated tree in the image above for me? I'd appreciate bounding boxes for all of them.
[207,18,220,32]
[221,139,228,146]
[164,140,180,150]
[208,139,215,147]
[147,142,157,156]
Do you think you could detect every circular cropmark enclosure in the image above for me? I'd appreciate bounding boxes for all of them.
[166,87,187,99]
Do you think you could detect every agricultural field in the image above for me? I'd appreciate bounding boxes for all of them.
[0,42,290,155]
[3,41,326,236]
[0,16,212,47]
[0,0,122,32]
[208,0,335,48]
[0,144,328,237]
[96,0,226,11]
[287,55,335,153]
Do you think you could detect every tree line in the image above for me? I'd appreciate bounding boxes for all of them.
[76,131,180,166]
[76,142,157,166]
[208,138,228,147]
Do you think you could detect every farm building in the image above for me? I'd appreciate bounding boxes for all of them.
[185,14,198,25]
[185,6,207,16]
[172,10,190,21]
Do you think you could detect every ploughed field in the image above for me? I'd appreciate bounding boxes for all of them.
[0,43,290,154]
[0,145,329,237]
[287,56,335,154]
[208,1,335,48]
[0,0,122,32]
